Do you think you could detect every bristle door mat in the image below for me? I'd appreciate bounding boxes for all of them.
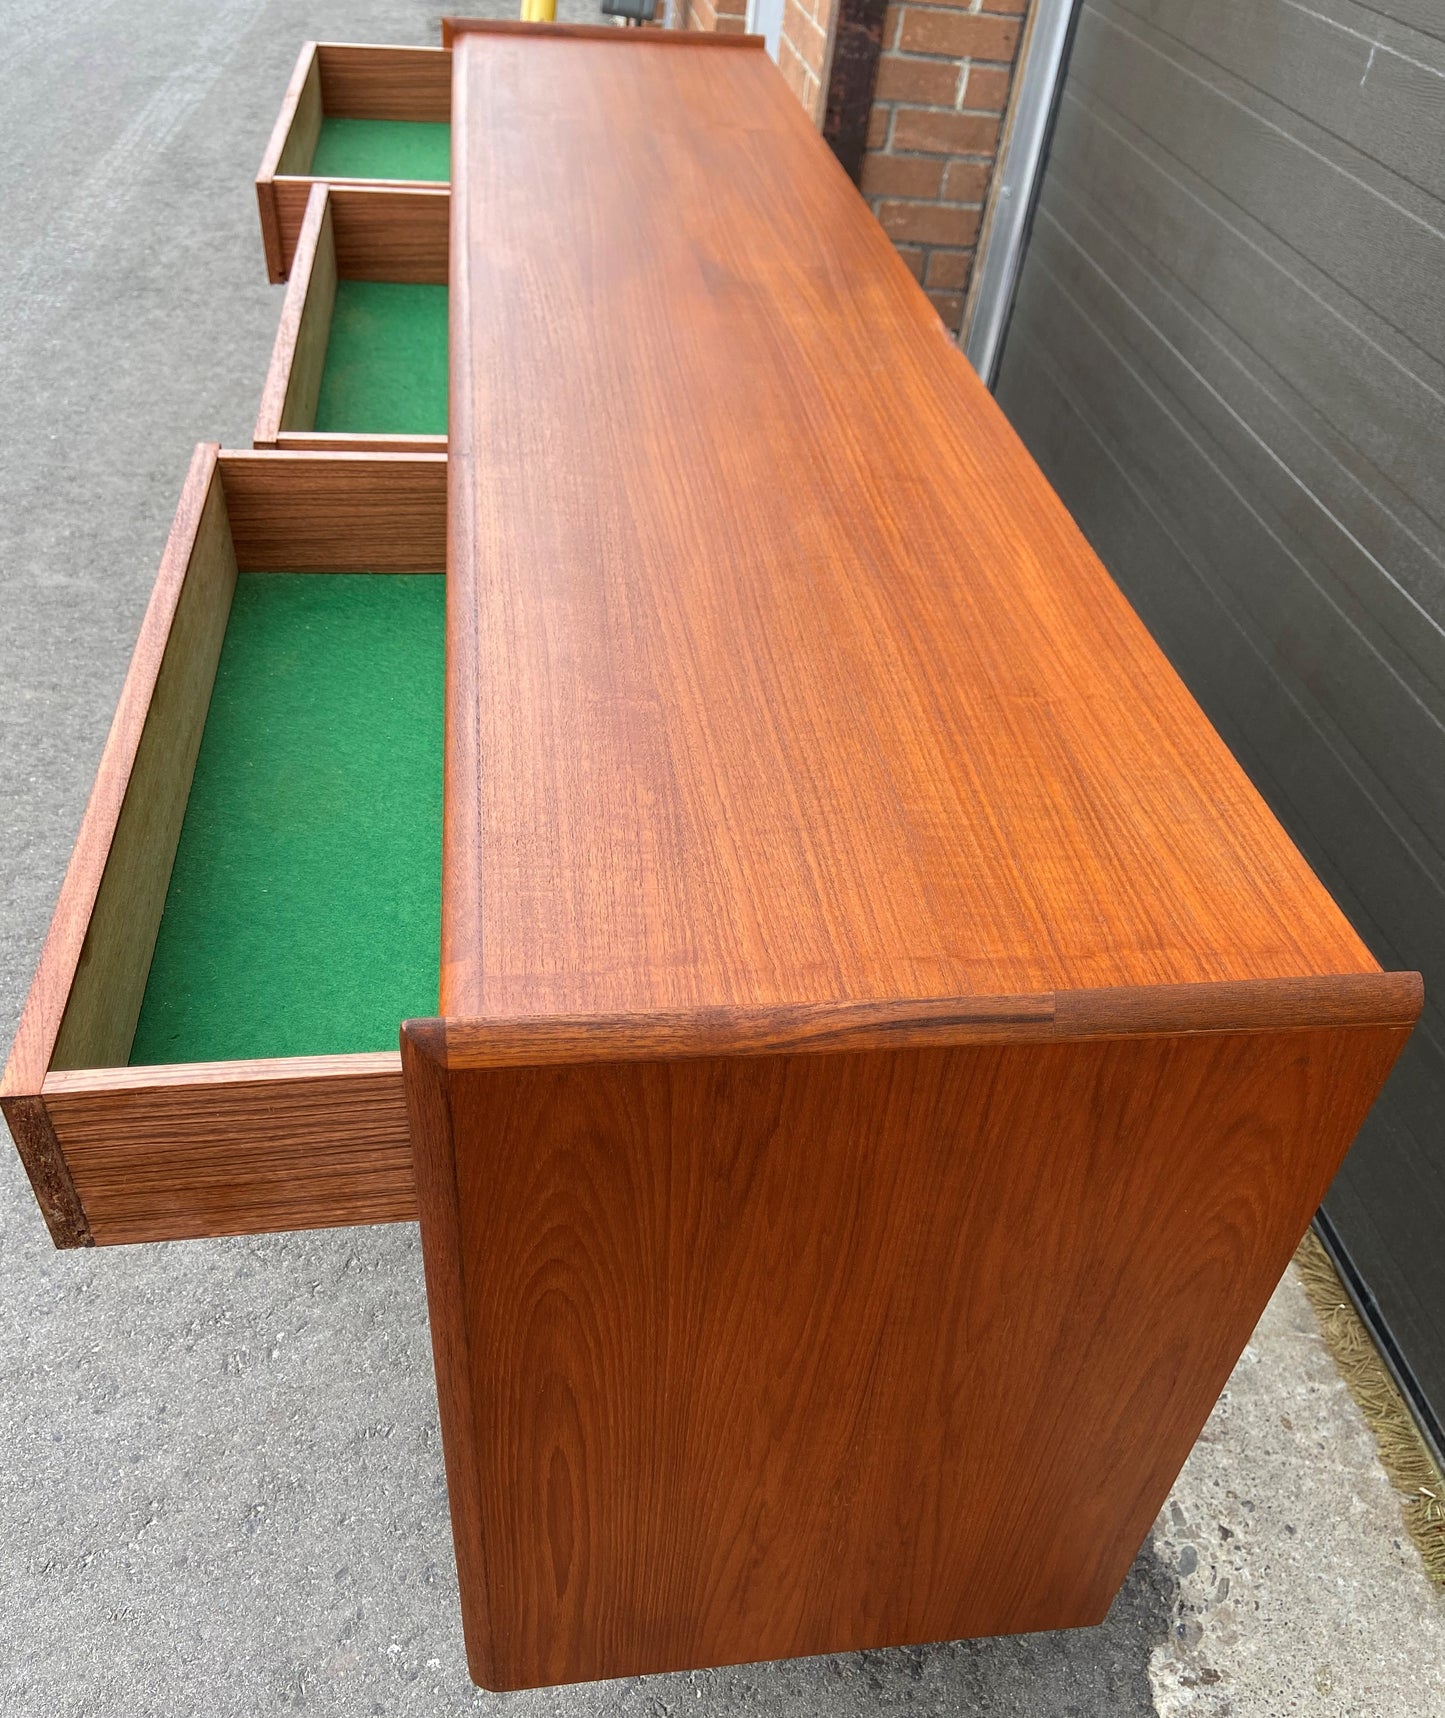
[315,281,448,435]
[309,117,451,182]
[130,573,444,1066]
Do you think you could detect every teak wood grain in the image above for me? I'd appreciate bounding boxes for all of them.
[2,449,447,1247]
[255,183,449,454]
[256,42,451,282]
[44,1055,414,1244]
[409,972,1422,1068]
[327,183,449,283]
[405,1018,1411,1687]
[218,449,446,571]
[255,183,336,448]
[419,30,1424,1689]
[318,41,450,120]
[2,445,228,1243]
[257,42,323,282]
[443,32,1382,1023]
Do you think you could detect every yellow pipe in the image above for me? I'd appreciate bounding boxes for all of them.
[520,0,557,18]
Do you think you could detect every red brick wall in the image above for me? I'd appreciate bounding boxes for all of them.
[778,0,834,121]
[679,0,749,35]
[861,0,1024,331]
[674,0,1025,337]
[681,0,833,112]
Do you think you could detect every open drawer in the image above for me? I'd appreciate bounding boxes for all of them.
[256,183,448,453]
[257,42,451,283]
[1,447,447,1248]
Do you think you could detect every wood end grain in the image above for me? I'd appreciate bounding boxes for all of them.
[0,1094,93,1248]
[401,1018,450,1064]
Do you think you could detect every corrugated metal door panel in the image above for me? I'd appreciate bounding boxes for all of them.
[994,0,1445,1440]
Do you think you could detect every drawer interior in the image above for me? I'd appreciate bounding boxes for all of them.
[310,116,450,183]
[2,448,447,1247]
[319,283,447,433]
[256,183,449,450]
[257,42,452,281]
[282,42,451,183]
[129,570,444,1067]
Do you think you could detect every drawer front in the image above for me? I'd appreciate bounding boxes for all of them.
[43,1056,415,1245]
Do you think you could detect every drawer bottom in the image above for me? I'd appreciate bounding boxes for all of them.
[131,570,444,1067]
[315,281,447,438]
[310,117,450,182]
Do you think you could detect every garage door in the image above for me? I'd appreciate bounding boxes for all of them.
[993,0,1445,1452]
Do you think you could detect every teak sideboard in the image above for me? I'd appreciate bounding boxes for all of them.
[2,20,1422,1695]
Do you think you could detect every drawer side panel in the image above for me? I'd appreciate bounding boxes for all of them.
[51,465,237,1072]
[255,182,335,446]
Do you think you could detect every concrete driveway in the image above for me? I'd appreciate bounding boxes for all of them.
[1,2,1440,1712]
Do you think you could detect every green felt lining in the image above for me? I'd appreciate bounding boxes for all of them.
[309,117,451,182]
[129,574,444,1067]
[315,280,449,436]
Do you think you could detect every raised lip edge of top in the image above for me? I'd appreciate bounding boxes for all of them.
[401,972,1425,1071]
[441,17,766,47]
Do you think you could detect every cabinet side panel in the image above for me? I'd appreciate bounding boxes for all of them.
[411,1026,1408,1689]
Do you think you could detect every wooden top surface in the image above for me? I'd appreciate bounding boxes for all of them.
[444,29,1377,1024]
